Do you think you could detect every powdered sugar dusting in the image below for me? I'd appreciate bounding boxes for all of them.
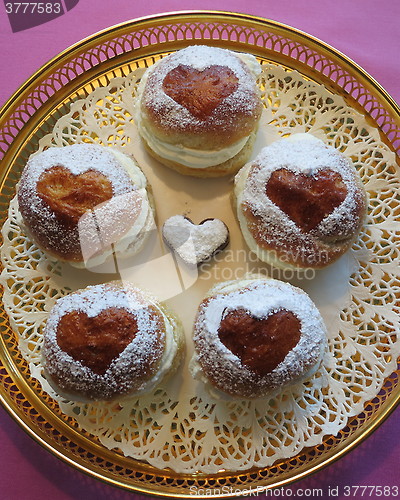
[17,144,149,262]
[139,45,261,133]
[236,134,367,267]
[162,215,229,265]
[22,143,135,193]
[193,278,327,398]
[78,191,143,263]
[43,283,168,400]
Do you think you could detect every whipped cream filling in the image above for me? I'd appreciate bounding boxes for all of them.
[135,51,261,169]
[132,308,179,396]
[236,53,262,79]
[235,161,282,267]
[72,149,154,269]
[136,114,250,169]
[284,132,320,144]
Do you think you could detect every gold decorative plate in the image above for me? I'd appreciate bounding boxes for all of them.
[0,11,399,497]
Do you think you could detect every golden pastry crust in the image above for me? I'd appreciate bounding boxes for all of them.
[17,144,153,264]
[42,281,184,401]
[234,135,367,269]
[136,45,262,176]
[191,278,327,399]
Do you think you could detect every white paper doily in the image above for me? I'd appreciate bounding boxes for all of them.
[1,62,400,474]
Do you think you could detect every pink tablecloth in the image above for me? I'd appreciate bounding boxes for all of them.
[0,1,399,499]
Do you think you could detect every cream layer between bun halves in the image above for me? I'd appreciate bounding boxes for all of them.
[135,45,263,177]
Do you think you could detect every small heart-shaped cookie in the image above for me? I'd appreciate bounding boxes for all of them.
[162,215,229,266]
[266,168,348,232]
[56,307,138,375]
[163,64,239,119]
[37,166,113,224]
[218,309,301,375]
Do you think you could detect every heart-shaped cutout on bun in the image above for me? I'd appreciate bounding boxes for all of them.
[218,308,301,376]
[56,307,138,375]
[162,215,229,266]
[266,168,347,232]
[163,65,239,119]
[37,166,113,225]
